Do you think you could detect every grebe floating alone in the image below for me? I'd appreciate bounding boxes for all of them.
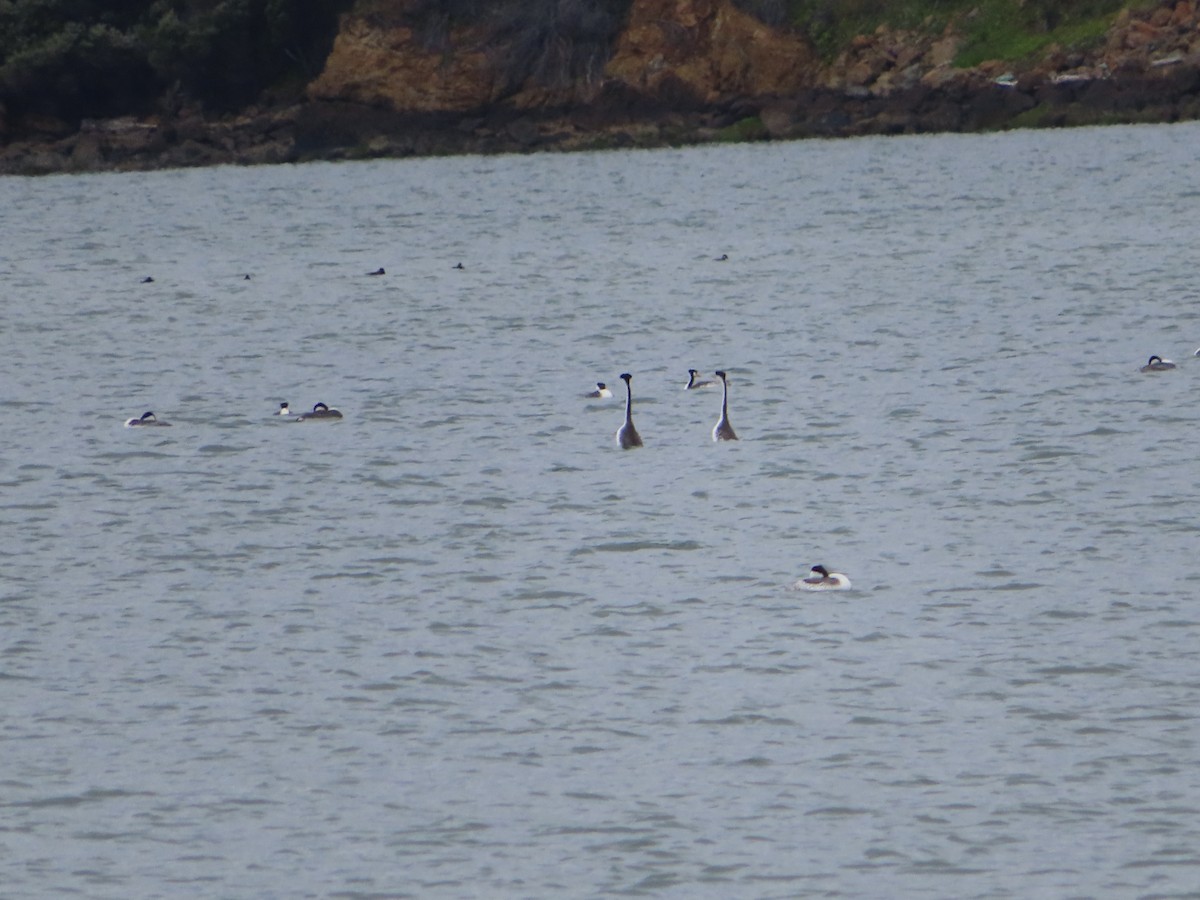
[125,411,171,427]
[793,565,851,591]
[712,370,738,441]
[1140,355,1176,372]
[615,374,643,449]
[586,382,613,399]
[295,402,343,421]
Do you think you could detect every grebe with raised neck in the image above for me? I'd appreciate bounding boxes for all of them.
[615,373,643,449]
[296,402,343,421]
[793,565,851,591]
[277,402,291,416]
[685,368,715,390]
[586,382,613,399]
[125,411,171,427]
[1140,355,1176,372]
[712,370,738,441]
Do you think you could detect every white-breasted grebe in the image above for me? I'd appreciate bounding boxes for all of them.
[615,373,643,449]
[793,565,851,591]
[685,368,715,390]
[124,411,171,427]
[277,402,290,416]
[586,382,613,399]
[712,370,738,442]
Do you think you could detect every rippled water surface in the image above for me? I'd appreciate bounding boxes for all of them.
[4,123,1200,898]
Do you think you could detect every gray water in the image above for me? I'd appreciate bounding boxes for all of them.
[3,123,1200,899]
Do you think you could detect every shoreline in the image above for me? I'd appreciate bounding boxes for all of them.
[4,62,1198,177]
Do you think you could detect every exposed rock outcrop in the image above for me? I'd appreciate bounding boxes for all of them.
[308,12,498,111]
[3,0,1200,174]
[595,0,817,103]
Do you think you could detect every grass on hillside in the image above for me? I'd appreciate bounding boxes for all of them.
[754,0,1140,65]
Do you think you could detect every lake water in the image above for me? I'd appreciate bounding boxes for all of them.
[3,122,1200,898]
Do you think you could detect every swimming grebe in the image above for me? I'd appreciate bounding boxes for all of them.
[1140,355,1176,372]
[586,382,613,399]
[712,370,738,441]
[296,402,343,421]
[277,402,290,416]
[793,565,851,591]
[615,374,643,449]
[368,268,385,276]
[124,411,171,427]
[685,369,715,390]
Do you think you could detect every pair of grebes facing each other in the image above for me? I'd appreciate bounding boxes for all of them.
[125,402,342,427]
[592,370,736,450]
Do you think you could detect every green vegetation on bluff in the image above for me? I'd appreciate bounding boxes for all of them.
[0,0,1149,130]
[0,0,353,119]
[734,0,1134,64]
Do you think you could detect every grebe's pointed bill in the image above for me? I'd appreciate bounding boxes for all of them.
[615,373,643,449]
[1140,355,1176,372]
[793,564,851,591]
[712,370,738,442]
[586,382,613,399]
[685,368,715,390]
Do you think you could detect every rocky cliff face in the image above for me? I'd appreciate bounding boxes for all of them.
[308,0,818,110]
[297,0,1200,151]
[308,0,1200,111]
[308,12,497,112]
[3,0,1200,174]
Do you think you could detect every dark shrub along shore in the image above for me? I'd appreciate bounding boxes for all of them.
[2,0,1198,175]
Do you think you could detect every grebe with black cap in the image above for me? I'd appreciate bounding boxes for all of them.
[1140,355,1176,372]
[586,382,613,399]
[124,411,171,427]
[296,402,343,421]
[712,370,738,441]
[793,565,851,591]
[615,374,642,449]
